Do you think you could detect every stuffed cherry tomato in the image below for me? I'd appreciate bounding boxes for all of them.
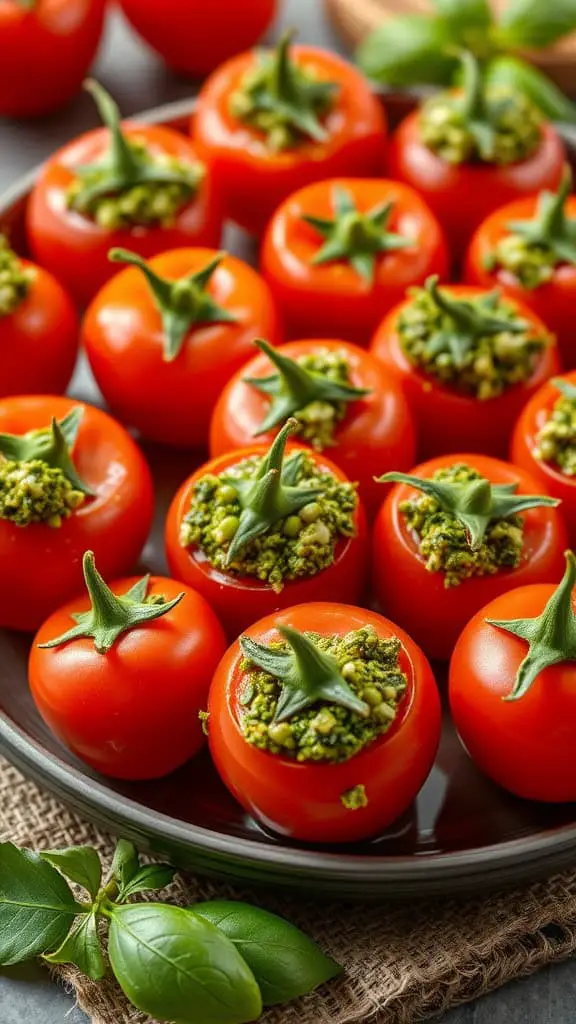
[30,551,226,780]
[450,550,576,802]
[193,33,386,236]
[208,601,441,843]
[369,278,559,460]
[0,395,153,632]
[83,247,281,448]
[373,453,567,661]
[465,168,576,368]
[0,0,106,118]
[166,419,369,637]
[0,235,78,397]
[209,337,416,518]
[389,52,565,258]
[260,177,449,345]
[27,82,221,305]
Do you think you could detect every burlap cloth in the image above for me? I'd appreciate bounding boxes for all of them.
[3,754,576,1024]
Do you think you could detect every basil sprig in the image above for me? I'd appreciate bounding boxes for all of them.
[0,839,340,1023]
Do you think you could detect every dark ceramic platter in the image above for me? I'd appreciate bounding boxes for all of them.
[2,96,576,899]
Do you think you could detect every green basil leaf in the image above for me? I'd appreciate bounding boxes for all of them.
[40,847,102,900]
[110,839,140,889]
[44,911,106,981]
[192,901,342,1006]
[433,0,493,31]
[0,843,83,965]
[498,0,576,48]
[485,54,576,123]
[356,15,456,86]
[108,903,262,1024]
[118,864,177,901]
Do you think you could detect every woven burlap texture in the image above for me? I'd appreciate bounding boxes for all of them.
[2,754,576,1024]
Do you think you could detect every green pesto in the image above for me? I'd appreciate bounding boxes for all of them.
[0,459,85,528]
[180,451,357,593]
[239,627,406,763]
[0,235,34,318]
[400,463,524,588]
[484,235,560,289]
[284,348,353,451]
[534,387,576,476]
[420,88,541,166]
[341,784,368,810]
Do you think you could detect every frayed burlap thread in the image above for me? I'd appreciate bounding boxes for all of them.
[2,754,576,1024]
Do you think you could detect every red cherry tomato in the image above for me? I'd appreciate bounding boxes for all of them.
[0,0,106,118]
[209,338,416,518]
[369,284,560,460]
[0,395,154,632]
[208,602,441,843]
[30,573,226,780]
[165,445,369,638]
[373,452,568,661]
[193,46,386,235]
[260,177,449,345]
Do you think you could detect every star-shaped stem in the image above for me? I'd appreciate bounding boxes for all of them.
[505,166,576,266]
[302,185,412,284]
[243,338,370,436]
[377,469,559,550]
[38,551,184,654]
[457,50,499,162]
[240,624,369,722]
[0,407,93,496]
[487,550,576,700]
[109,248,237,362]
[223,419,325,565]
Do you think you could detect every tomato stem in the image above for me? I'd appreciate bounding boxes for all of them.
[0,407,93,497]
[504,165,576,266]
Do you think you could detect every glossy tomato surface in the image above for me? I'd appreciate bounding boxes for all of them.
[30,576,226,780]
[369,284,560,461]
[260,177,449,345]
[208,602,441,843]
[193,47,387,235]
[209,338,416,518]
[450,583,576,801]
[0,395,154,632]
[83,248,282,448]
[389,112,565,258]
[0,0,106,118]
[165,445,369,638]
[373,452,568,661]
[26,124,222,305]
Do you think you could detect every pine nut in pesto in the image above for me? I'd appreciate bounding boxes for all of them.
[0,235,34,318]
[534,379,576,476]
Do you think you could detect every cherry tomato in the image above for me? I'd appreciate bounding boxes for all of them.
[369,284,560,460]
[373,452,568,661]
[0,0,106,118]
[165,444,369,638]
[208,602,441,843]
[82,247,281,448]
[193,42,386,236]
[0,395,154,632]
[260,177,449,345]
[118,0,276,78]
[209,338,416,518]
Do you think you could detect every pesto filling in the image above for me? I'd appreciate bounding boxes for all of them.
[239,627,407,763]
[285,349,353,451]
[419,89,541,166]
[534,396,576,475]
[180,452,357,592]
[485,234,563,290]
[341,784,368,810]
[400,463,524,587]
[0,235,34,317]
[0,459,86,528]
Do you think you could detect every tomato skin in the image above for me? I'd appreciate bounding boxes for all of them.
[0,395,154,633]
[465,195,576,369]
[369,284,560,461]
[0,260,79,398]
[389,112,565,258]
[373,452,568,662]
[208,602,441,843]
[260,177,449,346]
[26,125,222,306]
[209,338,416,519]
[29,576,226,780]
[449,583,576,802]
[0,0,106,118]
[118,0,276,78]
[82,248,282,448]
[165,445,370,639]
[193,47,387,236]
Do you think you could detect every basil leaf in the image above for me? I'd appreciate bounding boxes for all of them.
[356,15,456,86]
[434,0,493,32]
[40,847,102,900]
[485,54,576,123]
[0,843,83,965]
[118,864,177,901]
[44,911,106,981]
[498,0,576,48]
[108,903,262,1024]
[110,839,140,889]
[192,901,342,1006]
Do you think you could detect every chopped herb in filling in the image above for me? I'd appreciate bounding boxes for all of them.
[291,350,354,449]
[341,784,369,810]
[534,379,576,476]
[0,235,34,317]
